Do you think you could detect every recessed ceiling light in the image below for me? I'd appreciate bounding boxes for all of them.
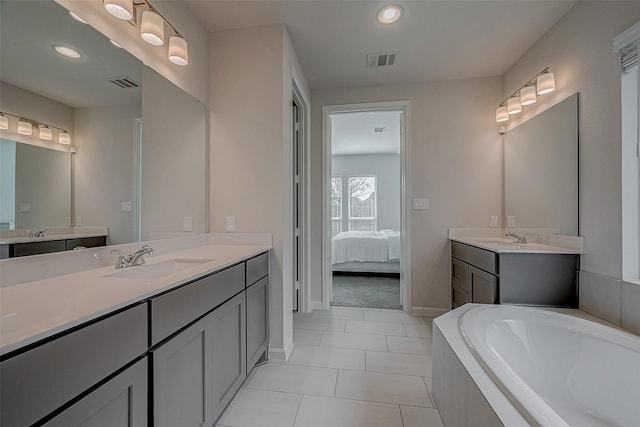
[53,45,82,59]
[69,11,87,24]
[377,5,403,24]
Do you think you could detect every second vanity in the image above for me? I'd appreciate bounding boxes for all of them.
[450,230,583,309]
[0,234,271,427]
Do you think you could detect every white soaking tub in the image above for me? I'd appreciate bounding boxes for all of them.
[459,305,640,427]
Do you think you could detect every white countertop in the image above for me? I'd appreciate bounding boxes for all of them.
[0,243,270,356]
[0,232,107,245]
[451,236,583,254]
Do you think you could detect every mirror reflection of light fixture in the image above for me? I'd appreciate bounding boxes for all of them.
[537,72,556,95]
[168,35,188,65]
[0,111,73,145]
[39,125,53,140]
[103,0,134,20]
[17,120,33,135]
[495,67,556,123]
[140,9,164,46]
[59,132,72,145]
[99,0,190,66]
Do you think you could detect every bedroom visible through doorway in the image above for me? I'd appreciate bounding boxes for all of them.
[329,109,402,310]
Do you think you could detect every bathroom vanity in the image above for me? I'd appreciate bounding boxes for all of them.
[450,234,582,308]
[0,227,109,259]
[0,242,270,426]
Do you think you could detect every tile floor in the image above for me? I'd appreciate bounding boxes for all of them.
[216,307,444,427]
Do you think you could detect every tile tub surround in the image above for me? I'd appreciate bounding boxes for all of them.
[216,307,443,427]
[432,304,631,427]
[0,233,272,355]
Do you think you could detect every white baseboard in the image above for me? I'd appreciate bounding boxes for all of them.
[410,306,450,317]
[310,301,324,311]
[268,338,294,361]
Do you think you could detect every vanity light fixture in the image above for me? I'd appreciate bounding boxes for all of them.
[495,67,556,123]
[17,120,33,135]
[377,5,403,24]
[39,125,53,141]
[102,0,189,66]
[104,0,134,21]
[0,111,73,145]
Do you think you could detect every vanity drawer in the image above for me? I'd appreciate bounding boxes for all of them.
[0,303,147,427]
[65,236,106,250]
[451,241,497,275]
[451,258,469,291]
[12,240,65,257]
[246,252,269,286]
[151,263,245,345]
[452,283,469,308]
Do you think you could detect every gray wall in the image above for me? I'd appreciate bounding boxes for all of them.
[332,153,400,231]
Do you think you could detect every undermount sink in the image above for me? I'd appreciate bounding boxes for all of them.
[103,258,213,279]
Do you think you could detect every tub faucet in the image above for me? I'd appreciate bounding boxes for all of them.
[505,232,527,244]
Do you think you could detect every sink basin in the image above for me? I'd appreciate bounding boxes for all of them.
[103,258,213,279]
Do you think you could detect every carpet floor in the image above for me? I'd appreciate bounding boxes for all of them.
[331,274,402,310]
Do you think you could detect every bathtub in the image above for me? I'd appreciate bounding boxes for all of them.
[459,305,640,427]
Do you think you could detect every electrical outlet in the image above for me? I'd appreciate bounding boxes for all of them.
[183,216,193,232]
[412,198,429,210]
[507,216,516,228]
[19,203,30,213]
[75,216,82,226]
[226,216,236,232]
[121,201,133,212]
[490,216,499,228]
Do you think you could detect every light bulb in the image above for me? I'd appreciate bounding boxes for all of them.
[141,10,164,46]
[168,35,189,65]
[537,72,555,95]
[496,106,509,123]
[377,5,403,24]
[507,97,522,115]
[104,0,134,20]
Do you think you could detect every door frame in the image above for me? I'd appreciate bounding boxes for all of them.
[322,101,411,311]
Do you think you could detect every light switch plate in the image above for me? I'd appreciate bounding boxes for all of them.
[490,216,499,228]
[226,216,236,232]
[75,216,82,226]
[183,216,193,232]
[507,216,516,228]
[121,201,133,212]
[413,198,429,210]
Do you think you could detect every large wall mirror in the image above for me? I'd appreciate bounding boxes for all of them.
[504,93,579,235]
[0,0,206,250]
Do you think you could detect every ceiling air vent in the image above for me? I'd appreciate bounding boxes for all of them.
[374,127,384,133]
[108,77,141,88]
[367,52,397,68]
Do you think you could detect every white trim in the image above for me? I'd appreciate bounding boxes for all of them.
[268,338,294,361]
[322,101,411,311]
[310,300,324,311]
[410,306,450,318]
[614,21,640,51]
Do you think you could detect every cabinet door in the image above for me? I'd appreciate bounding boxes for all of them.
[212,292,247,420]
[152,314,214,427]
[469,266,498,304]
[247,276,269,371]
[43,359,147,427]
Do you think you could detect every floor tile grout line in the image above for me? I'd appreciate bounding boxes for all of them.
[290,393,304,427]
[399,403,405,427]
[334,369,340,397]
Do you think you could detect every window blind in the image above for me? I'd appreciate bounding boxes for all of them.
[621,42,638,72]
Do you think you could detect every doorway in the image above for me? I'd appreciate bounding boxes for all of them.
[322,102,410,311]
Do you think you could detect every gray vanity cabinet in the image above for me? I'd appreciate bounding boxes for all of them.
[152,314,214,427]
[247,276,269,370]
[450,241,578,308]
[43,359,148,427]
[212,292,247,420]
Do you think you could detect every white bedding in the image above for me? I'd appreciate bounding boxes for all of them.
[331,230,401,265]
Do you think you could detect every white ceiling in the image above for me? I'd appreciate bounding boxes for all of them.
[331,110,401,155]
[1,1,142,108]
[183,0,577,90]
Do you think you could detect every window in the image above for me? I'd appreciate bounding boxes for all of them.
[331,177,342,238]
[348,176,377,231]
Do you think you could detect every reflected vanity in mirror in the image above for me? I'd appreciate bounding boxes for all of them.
[504,93,579,235]
[0,0,206,257]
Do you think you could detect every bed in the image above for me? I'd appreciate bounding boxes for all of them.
[331,230,400,274]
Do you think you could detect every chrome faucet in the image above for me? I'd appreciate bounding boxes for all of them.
[29,228,47,237]
[505,232,527,244]
[110,245,154,269]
